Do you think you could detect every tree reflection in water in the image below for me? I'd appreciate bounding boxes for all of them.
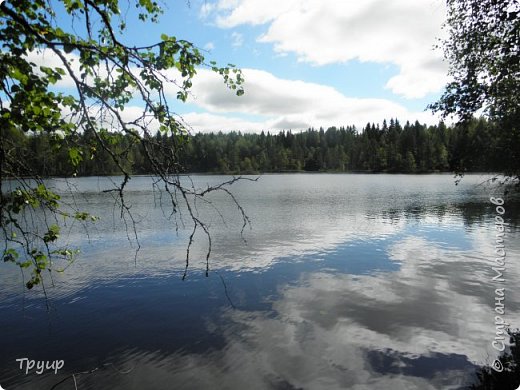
[470,329,520,389]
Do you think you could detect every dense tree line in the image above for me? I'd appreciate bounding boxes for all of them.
[4,117,505,176]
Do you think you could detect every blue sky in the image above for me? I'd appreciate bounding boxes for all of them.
[46,0,450,133]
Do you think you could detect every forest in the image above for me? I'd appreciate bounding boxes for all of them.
[4,117,503,176]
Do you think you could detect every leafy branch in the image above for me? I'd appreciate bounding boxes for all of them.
[0,0,249,290]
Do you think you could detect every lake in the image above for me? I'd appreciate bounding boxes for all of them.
[1,174,519,389]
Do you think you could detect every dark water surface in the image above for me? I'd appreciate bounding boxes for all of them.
[1,174,519,389]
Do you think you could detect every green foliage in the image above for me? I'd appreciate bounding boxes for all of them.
[431,0,519,178]
[178,119,507,174]
[43,225,60,244]
[4,118,504,175]
[0,1,245,290]
[1,181,93,289]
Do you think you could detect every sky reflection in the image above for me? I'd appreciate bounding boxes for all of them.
[1,174,519,389]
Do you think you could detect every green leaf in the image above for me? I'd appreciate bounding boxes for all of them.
[19,261,32,269]
[68,147,83,167]
[3,248,19,263]
[43,224,60,243]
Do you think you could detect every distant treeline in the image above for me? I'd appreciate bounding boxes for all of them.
[4,117,504,176]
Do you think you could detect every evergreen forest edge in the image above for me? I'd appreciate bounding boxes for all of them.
[5,117,510,177]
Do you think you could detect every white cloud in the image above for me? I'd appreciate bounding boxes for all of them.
[26,48,78,89]
[24,49,442,134]
[214,0,295,27]
[206,0,449,99]
[385,59,448,99]
[180,111,266,132]
[181,67,441,132]
[231,31,244,47]
[199,2,216,19]
[203,41,215,51]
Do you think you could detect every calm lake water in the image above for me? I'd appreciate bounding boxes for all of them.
[1,174,520,389]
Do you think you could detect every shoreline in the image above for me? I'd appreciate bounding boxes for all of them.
[2,171,500,180]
